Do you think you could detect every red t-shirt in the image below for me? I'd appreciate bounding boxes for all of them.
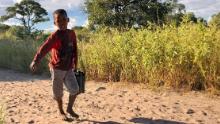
[33,29,77,71]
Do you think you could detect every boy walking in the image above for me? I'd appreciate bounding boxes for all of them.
[30,9,79,120]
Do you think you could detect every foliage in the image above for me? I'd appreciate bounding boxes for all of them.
[73,26,91,42]
[0,25,32,40]
[0,34,48,74]
[166,12,207,26]
[85,0,179,29]
[0,24,10,33]
[78,23,220,91]
[209,12,220,29]
[85,0,207,29]
[0,0,49,35]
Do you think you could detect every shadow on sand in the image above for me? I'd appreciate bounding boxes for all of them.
[73,117,186,124]
[130,117,186,124]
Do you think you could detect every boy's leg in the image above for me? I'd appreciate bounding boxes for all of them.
[64,70,80,118]
[50,68,68,120]
[67,94,79,118]
[56,98,68,120]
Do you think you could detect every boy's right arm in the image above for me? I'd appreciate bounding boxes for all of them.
[30,32,57,72]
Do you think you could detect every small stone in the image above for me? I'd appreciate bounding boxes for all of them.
[122,91,127,94]
[162,93,168,97]
[8,110,14,113]
[96,87,106,91]
[161,105,167,107]
[154,97,159,100]
[186,109,195,114]
[118,95,123,97]
[129,108,134,112]
[117,106,122,110]
[196,120,203,123]
[10,118,15,122]
[202,111,207,116]
[28,120,35,124]
[120,117,126,120]
[135,106,141,111]
[32,111,37,114]
[87,91,92,94]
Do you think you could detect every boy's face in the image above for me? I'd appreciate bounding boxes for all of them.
[54,14,69,30]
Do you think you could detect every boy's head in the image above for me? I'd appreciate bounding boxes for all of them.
[53,9,69,30]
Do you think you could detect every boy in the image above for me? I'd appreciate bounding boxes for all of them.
[30,9,79,120]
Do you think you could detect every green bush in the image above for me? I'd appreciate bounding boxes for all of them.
[78,23,220,91]
[0,35,48,73]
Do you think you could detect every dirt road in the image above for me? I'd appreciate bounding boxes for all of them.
[0,69,220,124]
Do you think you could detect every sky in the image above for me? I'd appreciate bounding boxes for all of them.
[0,0,220,31]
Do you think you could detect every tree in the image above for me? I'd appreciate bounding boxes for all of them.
[85,0,174,29]
[0,0,49,35]
[165,0,185,14]
[209,12,220,28]
[164,0,186,26]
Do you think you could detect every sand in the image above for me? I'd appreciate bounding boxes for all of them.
[0,69,220,124]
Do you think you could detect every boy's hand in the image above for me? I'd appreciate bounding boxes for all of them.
[30,61,38,72]
[73,64,77,70]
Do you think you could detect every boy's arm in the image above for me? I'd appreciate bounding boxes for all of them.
[30,32,56,71]
[72,31,78,69]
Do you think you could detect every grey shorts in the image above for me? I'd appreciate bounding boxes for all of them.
[50,68,79,99]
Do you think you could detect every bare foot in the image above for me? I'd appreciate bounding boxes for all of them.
[66,109,79,118]
[59,110,69,121]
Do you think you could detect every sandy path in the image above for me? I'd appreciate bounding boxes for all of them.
[0,69,220,124]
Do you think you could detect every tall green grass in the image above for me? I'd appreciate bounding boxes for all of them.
[79,23,220,92]
[0,36,48,73]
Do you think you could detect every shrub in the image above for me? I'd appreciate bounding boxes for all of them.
[79,23,220,91]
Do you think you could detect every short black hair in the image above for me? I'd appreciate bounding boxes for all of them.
[53,9,68,18]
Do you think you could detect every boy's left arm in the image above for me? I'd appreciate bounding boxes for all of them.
[72,31,78,70]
